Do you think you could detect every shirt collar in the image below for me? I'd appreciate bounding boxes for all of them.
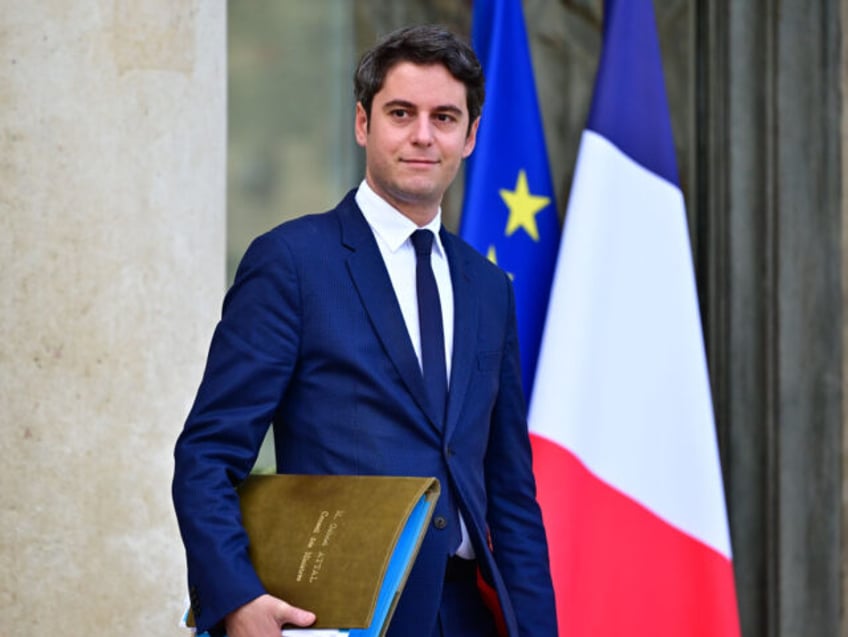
[355,180,445,257]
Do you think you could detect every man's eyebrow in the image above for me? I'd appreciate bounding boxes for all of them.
[382,99,416,110]
[432,104,464,116]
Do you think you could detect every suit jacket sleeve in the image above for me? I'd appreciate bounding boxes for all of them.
[484,276,558,636]
[172,230,301,632]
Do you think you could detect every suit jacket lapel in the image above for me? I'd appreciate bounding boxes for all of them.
[338,196,442,430]
[441,230,478,441]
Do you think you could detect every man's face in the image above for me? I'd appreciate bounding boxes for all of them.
[355,61,480,224]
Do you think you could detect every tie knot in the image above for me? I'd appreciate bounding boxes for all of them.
[411,229,434,257]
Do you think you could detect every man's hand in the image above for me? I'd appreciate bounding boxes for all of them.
[224,594,316,637]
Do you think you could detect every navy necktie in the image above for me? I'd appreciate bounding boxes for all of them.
[411,229,447,424]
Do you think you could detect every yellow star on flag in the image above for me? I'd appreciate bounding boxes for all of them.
[486,245,498,265]
[500,169,550,241]
[486,244,513,280]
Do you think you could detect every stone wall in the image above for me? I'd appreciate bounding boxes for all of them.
[0,3,226,634]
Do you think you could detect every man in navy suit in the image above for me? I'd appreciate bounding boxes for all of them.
[172,24,557,637]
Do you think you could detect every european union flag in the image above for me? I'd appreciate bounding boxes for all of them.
[461,0,560,398]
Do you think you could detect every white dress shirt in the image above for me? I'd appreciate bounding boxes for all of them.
[355,180,474,559]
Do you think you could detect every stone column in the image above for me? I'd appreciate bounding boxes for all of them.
[843,2,848,636]
[0,2,226,634]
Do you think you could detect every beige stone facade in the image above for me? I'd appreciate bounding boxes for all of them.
[0,2,226,633]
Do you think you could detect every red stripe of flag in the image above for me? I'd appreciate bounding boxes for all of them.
[532,434,741,637]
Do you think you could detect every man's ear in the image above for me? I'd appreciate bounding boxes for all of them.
[462,116,481,158]
[354,102,369,147]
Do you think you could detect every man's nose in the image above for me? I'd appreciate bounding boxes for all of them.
[411,117,434,145]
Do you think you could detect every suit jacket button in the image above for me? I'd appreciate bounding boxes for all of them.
[433,515,448,530]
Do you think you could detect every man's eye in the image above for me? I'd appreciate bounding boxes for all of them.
[390,109,409,118]
[435,113,457,123]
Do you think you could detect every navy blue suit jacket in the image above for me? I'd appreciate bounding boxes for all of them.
[172,191,557,636]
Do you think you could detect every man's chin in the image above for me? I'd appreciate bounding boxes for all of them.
[390,182,442,207]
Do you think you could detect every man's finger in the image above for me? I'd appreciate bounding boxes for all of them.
[275,600,316,628]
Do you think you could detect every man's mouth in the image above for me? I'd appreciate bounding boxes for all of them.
[400,158,439,166]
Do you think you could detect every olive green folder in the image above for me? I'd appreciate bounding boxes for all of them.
[190,474,441,636]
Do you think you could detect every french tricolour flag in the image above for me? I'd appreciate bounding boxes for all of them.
[527,1,741,634]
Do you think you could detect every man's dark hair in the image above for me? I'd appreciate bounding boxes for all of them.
[354,24,485,131]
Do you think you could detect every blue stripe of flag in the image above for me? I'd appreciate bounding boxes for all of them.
[587,0,679,186]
